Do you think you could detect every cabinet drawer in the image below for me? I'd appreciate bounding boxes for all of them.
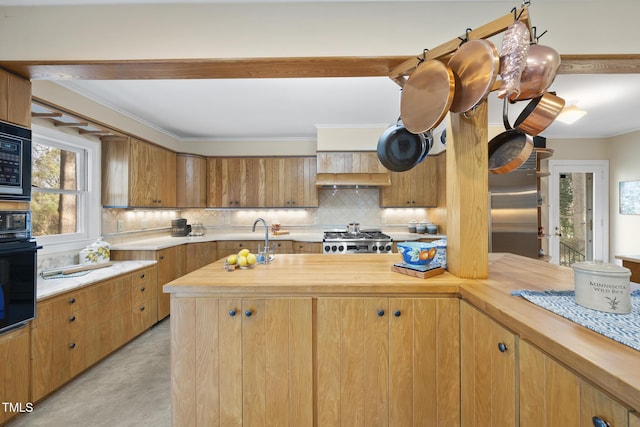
[51,291,86,318]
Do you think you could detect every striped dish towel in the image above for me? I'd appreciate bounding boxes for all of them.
[512,289,640,352]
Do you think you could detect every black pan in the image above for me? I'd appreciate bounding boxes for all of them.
[488,99,533,175]
[377,120,427,172]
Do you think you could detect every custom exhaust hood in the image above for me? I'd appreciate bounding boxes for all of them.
[315,126,391,187]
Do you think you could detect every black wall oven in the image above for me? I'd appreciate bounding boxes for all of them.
[0,211,39,334]
[0,121,31,201]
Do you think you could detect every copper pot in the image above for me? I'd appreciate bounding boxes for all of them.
[488,99,534,175]
[513,92,565,136]
[508,44,561,102]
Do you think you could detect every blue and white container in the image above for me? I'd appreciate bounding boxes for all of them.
[572,260,630,314]
[431,238,447,270]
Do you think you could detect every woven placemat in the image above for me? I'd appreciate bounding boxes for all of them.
[512,289,640,352]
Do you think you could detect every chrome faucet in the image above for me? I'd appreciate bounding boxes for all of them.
[252,217,270,264]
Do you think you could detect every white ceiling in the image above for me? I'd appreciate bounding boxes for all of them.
[6,0,639,142]
[55,73,640,142]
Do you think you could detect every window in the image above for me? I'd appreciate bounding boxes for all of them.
[31,124,101,253]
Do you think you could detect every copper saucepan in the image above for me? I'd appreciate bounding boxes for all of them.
[513,92,565,136]
[488,99,534,175]
[401,59,455,134]
[448,39,500,113]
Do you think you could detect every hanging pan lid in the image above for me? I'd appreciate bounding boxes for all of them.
[400,59,455,134]
[448,39,500,113]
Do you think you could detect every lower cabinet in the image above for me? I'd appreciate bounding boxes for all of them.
[185,242,217,273]
[520,339,630,427]
[0,325,30,425]
[460,300,517,427]
[293,241,322,254]
[171,297,313,427]
[316,297,460,427]
[31,265,157,402]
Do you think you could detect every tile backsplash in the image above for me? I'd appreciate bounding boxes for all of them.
[103,188,433,242]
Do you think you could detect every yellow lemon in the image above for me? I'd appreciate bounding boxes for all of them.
[238,248,251,257]
[237,255,248,267]
[246,253,257,265]
[226,254,237,265]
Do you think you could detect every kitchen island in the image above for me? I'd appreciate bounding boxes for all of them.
[164,253,640,426]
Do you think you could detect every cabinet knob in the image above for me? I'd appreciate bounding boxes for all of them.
[140,306,145,311]
[377,309,385,317]
[394,310,401,317]
[245,310,252,317]
[140,287,145,292]
[69,343,76,349]
[69,315,76,322]
[159,256,165,260]
[592,417,611,427]
[69,297,76,304]
[140,273,145,279]
[229,309,237,317]
[498,342,508,353]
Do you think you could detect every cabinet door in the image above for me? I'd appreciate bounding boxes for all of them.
[519,340,580,427]
[171,297,313,427]
[0,325,30,424]
[0,70,31,128]
[316,297,459,427]
[630,412,640,427]
[293,241,322,254]
[158,246,185,320]
[176,154,207,208]
[581,381,629,427]
[155,145,176,207]
[185,242,217,273]
[412,157,438,207]
[460,300,517,427]
[381,170,413,207]
[129,138,155,206]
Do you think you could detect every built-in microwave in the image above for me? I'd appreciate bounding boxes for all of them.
[0,121,31,201]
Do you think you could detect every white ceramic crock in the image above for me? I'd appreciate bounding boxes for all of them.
[572,260,631,314]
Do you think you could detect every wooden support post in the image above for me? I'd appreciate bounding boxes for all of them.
[446,102,489,279]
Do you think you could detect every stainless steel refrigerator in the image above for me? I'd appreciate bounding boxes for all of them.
[488,168,539,259]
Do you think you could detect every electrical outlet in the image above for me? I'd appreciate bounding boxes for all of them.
[141,219,149,229]
[117,220,124,232]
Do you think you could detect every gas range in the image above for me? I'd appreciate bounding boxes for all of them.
[322,229,393,254]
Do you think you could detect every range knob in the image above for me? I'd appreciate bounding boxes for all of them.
[385,245,392,252]
[324,245,331,252]
[338,245,344,252]
[331,245,337,252]
[372,245,378,251]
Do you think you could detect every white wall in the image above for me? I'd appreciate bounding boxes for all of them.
[607,130,640,259]
[2,2,638,61]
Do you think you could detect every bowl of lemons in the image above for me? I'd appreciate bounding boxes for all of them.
[226,248,258,269]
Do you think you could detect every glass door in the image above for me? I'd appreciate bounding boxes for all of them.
[548,160,609,266]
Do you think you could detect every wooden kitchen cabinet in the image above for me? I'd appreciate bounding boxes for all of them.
[0,325,30,425]
[208,157,261,207]
[316,297,460,426]
[31,266,158,402]
[185,241,217,273]
[460,300,517,427]
[112,247,184,321]
[630,412,640,427]
[520,336,631,427]
[176,153,207,208]
[208,156,317,208]
[170,297,313,427]
[265,157,318,208]
[217,240,260,255]
[293,241,322,254]
[101,136,177,207]
[0,69,31,128]
[380,156,438,207]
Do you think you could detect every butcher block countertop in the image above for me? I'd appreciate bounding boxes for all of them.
[164,252,640,412]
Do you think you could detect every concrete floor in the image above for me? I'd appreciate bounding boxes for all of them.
[8,318,171,427]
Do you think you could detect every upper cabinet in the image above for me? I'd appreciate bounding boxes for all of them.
[316,151,391,187]
[101,136,176,208]
[176,153,207,208]
[380,156,439,207]
[208,156,317,208]
[0,69,31,128]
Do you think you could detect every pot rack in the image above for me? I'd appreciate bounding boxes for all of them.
[388,4,532,88]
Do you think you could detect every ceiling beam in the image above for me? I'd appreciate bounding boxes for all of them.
[2,54,640,81]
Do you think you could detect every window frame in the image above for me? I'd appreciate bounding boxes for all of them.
[31,124,101,255]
